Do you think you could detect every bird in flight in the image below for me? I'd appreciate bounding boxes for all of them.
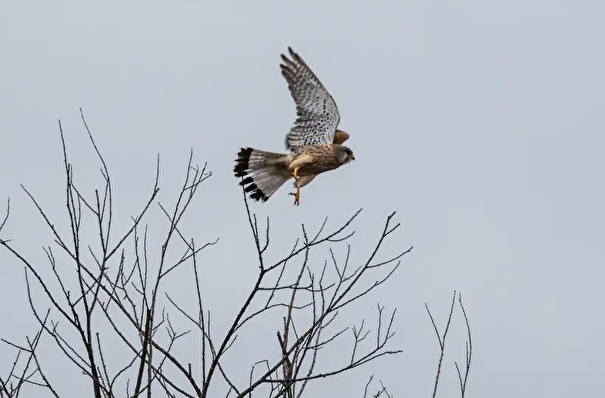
[233,47,355,206]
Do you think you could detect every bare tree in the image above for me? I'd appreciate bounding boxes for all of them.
[426,291,474,398]
[0,110,414,398]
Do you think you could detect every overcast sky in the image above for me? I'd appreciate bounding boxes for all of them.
[2,1,605,397]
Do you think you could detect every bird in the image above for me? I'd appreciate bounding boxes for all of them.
[233,47,355,206]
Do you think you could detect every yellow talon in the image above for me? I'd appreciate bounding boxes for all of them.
[288,189,300,206]
[291,167,299,179]
[289,167,300,205]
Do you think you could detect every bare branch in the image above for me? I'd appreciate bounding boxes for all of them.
[426,291,457,398]
[454,294,473,398]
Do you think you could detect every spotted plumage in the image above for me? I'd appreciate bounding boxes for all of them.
[280,48,341,151]
[234,47,355,206]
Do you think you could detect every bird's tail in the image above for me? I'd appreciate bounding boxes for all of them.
[233,147,292,202]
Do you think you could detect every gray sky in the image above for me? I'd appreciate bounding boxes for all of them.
[2,1,605,397]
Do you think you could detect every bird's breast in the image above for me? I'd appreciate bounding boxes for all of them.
[297,158,341,176]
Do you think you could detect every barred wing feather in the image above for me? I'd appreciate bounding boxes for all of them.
[280,47,341,151]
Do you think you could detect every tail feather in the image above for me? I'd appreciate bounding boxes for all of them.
[233,147,291,202]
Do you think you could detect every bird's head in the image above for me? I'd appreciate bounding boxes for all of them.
[335,145,355,164]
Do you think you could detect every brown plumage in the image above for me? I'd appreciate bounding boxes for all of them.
[294,130,350,188]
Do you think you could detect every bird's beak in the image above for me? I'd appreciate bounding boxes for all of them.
[351,154,356,161]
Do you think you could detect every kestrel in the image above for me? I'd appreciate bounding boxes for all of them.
[233,47,355,206]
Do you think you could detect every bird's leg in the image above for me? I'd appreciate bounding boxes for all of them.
[290,167,299,179]
[288,170,301,206]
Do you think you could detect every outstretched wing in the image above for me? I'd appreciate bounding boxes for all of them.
[280,47,341,151]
